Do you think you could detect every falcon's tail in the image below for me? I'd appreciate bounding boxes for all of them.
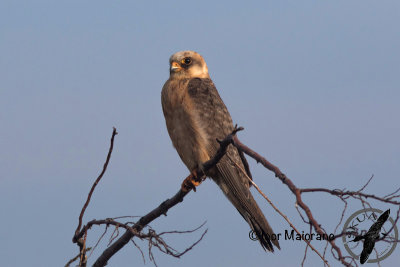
[212,147,280,252]
[248,214,279,251]
[214,171,280,252]
[243,199,280,252]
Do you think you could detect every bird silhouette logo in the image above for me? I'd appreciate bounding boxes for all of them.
[350,209,390,264]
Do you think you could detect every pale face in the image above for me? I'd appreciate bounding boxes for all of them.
[169,51,209,79]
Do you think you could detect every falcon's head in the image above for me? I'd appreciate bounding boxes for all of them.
[169,51,209,79]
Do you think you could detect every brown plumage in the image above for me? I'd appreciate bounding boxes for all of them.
[161,51,280,251]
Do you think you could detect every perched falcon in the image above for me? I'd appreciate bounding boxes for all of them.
[161,51,280,251]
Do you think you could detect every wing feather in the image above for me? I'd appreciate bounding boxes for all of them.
[187,78,279,250]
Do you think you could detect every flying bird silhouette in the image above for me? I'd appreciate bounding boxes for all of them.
[161,51,280,251]
[351,209,390,264]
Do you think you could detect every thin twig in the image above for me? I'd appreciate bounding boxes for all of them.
[73,127,118,241]
[232,136,352,266]
[65,247,92,267]
[300,188,400,205]
[227,154,329,266]
[71,127,400,267]
[91,127,242,267]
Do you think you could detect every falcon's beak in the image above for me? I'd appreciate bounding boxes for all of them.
[170,61,182,72]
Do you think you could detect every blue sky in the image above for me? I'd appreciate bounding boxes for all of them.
[1,1,399,266]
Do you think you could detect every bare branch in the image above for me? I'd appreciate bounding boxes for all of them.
[233,136,355,266]
[91,126,242,267]
[69,127,399,267]
[73,127,118,241]
[65,247,92,267]
[300,187,400,205]
[232,135,400,267]
[227,154,329,266]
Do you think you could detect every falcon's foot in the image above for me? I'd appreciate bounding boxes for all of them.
[181,169,202,192]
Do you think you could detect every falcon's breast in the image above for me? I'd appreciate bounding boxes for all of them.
[161,78,211,171]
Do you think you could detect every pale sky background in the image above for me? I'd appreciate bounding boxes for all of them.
[1,1,399,266]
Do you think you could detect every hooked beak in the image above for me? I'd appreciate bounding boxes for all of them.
[170,61,182,72]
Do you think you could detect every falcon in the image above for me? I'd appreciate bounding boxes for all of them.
[161,50,280,251]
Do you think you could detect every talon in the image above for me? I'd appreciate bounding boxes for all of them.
[181,169,201,192]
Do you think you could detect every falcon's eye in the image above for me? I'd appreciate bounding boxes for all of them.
[182,57,192,65]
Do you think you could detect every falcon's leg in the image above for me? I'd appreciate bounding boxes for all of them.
[181,169,202,192]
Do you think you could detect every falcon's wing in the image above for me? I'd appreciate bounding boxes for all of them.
[187,78,233,140]
[188,78,253,181]
[187,78,279,251]
[187,78,248,180]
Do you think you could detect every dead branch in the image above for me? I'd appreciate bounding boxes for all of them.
[69,127,400,267]
[226,153,329,266]
[71,126,242,267]
[71,127,118,267]
[232,135,400,267]
[74,127,118,240]
[65,247,92,267]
